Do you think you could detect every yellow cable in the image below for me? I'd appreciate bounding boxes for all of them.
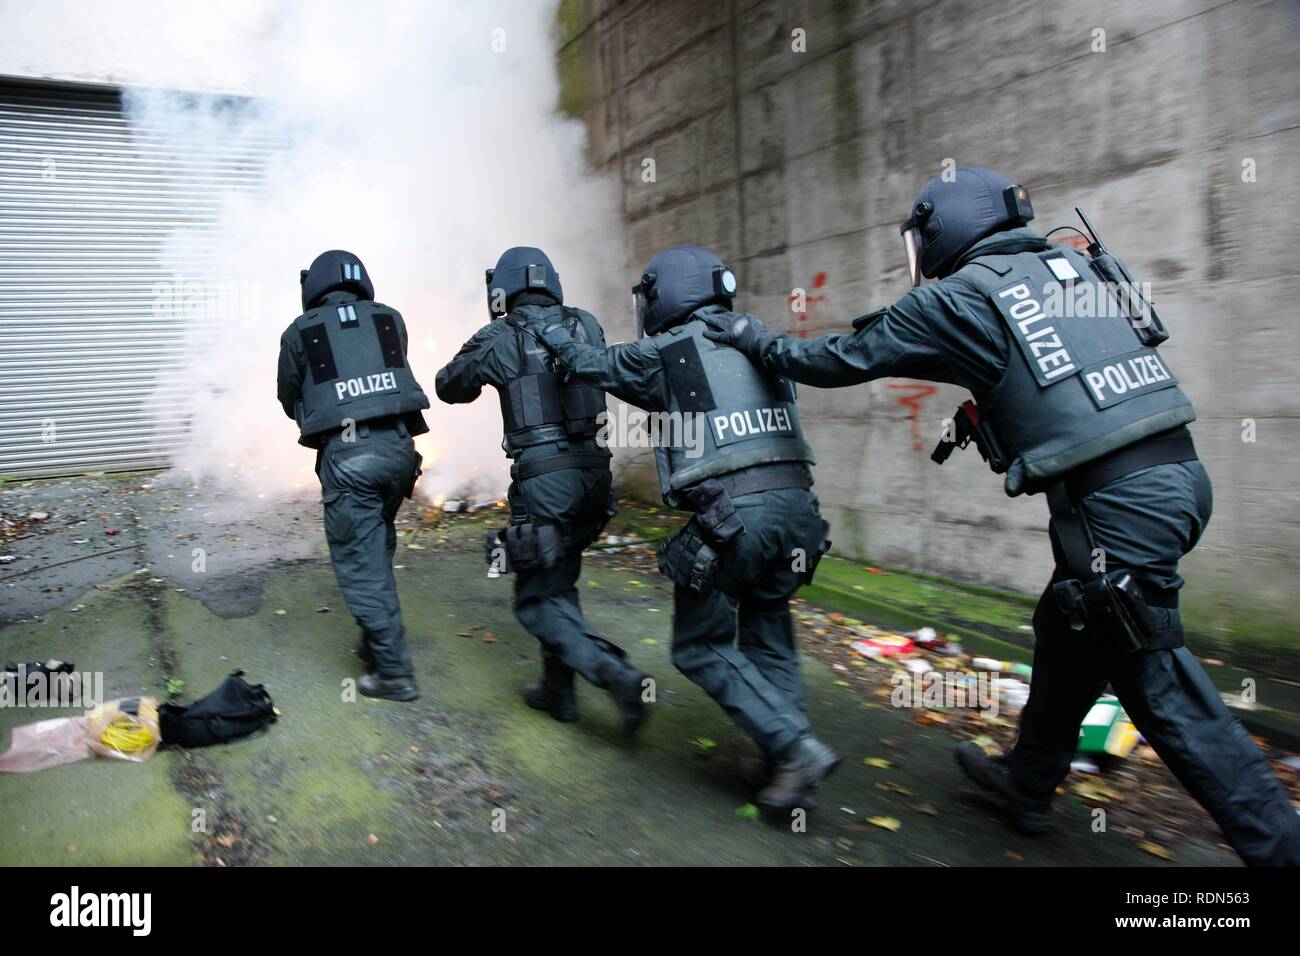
[95,699,159,755]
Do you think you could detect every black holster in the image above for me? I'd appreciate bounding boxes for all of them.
[508,521,564,571]
[1052,569,1159,655]
[485,522,564,573]
[658,524,719,593]
[802,519,832,586]
[403,452,423,500]
[1046,481,1177,654]
[682,478,745,547]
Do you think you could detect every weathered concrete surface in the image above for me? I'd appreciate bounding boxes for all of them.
[555,0,1300,651]
[0,479,1243,866]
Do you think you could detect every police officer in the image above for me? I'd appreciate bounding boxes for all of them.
[522,246,840,813]
[277,250,429,701]
[435,247,650,735]
[701,168,1300,865]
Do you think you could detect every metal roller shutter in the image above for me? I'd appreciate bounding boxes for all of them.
[0,75,273,478]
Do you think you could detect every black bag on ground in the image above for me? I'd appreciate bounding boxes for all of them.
[159,670,276,747]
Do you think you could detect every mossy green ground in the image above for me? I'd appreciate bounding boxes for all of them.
[0,511,1243,867]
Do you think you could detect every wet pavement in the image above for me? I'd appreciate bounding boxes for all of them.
[0,473,1248,866]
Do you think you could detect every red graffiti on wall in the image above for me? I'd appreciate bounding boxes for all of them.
[788,271,828,338]
[887,382,938,451]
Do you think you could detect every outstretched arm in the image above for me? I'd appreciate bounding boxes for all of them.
[524,319,668,412]
[701,290,954,387]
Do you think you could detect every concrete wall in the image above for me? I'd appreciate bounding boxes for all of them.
[555,0,1300,646]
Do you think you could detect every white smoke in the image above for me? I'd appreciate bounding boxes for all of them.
[0,0,625,499]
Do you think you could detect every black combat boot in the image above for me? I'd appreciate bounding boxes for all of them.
[596,657,651,737]
[757,735,841,814]
[953,741,1052,834]
[358,672,419,702]
[739,754,775,790]
[523,656,578,722]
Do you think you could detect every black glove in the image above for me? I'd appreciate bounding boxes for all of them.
[700,311,775,363]
[514,313,574,355]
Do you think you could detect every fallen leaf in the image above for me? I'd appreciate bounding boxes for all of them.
[864,757,892,769]
[367,833,379,845]
[867,816,902,832]
[1137,841,1173,860]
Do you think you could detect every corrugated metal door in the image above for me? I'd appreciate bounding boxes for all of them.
[0,76,270,478]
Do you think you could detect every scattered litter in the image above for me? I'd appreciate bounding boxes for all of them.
[1077,696,1140,757]
[993,677,1030,713]
[87,697,161,762]
[912,626,946,651]
[1137,841,1173,861]
[852,634,914,659]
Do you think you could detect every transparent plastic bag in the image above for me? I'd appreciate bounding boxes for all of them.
[0,716,92,773]
[86,697,160,763]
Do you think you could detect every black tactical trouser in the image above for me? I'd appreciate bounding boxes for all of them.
[509,462,625,683]
[671,487,826,758]
[318,422,420,679]
[1007,461,1300,866]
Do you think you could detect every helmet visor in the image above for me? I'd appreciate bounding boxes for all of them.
[901,225,923,288]
[632,286,650,338]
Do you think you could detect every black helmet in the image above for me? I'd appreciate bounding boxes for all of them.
[300,250,374,311]
[899,167,1034,285]
[485,246,563,319]
[632,245,737,337]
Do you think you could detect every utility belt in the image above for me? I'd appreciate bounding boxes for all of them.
[509,450,611,482]
[1047,429,1197,654]
[658,462,826,594]
[485,456,618,576]
[322,415,410,442]
[709,461,813,499]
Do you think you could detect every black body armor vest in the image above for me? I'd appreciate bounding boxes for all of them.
[497,304,607,457]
